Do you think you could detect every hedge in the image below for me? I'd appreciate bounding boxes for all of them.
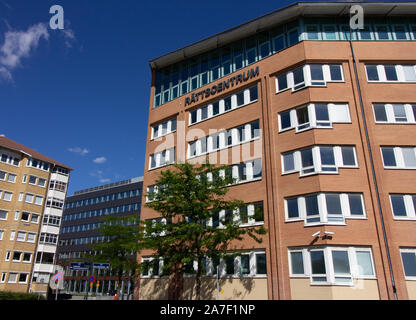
[0,291,46,300]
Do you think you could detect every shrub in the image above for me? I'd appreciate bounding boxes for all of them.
[0,291,46,300]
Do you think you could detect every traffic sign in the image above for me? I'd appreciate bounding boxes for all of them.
[70,262,91,270]
[89,275,95,283]
[93,263,110,269]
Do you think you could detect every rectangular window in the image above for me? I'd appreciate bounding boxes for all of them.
[255,253,267,275]
[310,250,327,282]
[286,198,299,219]
[292,67,305,90]
[366,65,379,81]
[290,251,304,275]
[323,25,337,40]
[373,104,388,122]
[401,251,416,278]
[3,191,12,201]
[240,254,250,275]
[277,74,288,91]
[384,65,398,81]
[310,65,325,85]
[403,65,416,81]
[279,110,292,130]
[381,147,396,167]
[329,65,343,81]
[348,194,364,216]
[7,174,16,183]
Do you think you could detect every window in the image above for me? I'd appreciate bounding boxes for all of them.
[375,25,390,40]
[151,117,177,139]
[2,191,12,201]
[276,64,344,94]
[400,249,416,279]
[8,273,17,283]
[7,173,16,183]
[21,212,30,222]
[381,146,416,169]
[25,193,34,203]
[149,147,175,169]
[18,274,28,283]
[49,180,67,192]
[285,192,365,225]
[289,247,375,284]
[390,194,416,219]
[0,210,7,220]
[322,25,338,40]
[366,65,379,81]
[366,64,416,82]
[16,231,26,242]
[46,197,64,209]
[392,25,408,40]
[282,145,357,176]
[278,103,350,133]
[188,120,260,159]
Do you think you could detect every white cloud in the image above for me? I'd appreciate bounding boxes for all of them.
[68,147,89,156]
[0,23,49,81]
[99,178,111,184]
[93,157,107,164]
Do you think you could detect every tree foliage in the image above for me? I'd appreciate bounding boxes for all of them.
[139,161,267,300]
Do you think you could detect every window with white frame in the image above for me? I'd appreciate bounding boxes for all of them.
[400,248,416,280]
[39,233,58,245]
[46,197,64,209]
[0,210,7,220]
[7,173,16,183]
[2,191,12,202]
[279,102,351,133]
[282,145,358,176]
[285,192,366,226]
[16,231,26,242]
[49,180,67,192]
[275,64,344,93]
[288,246,375,285]
[7,273,17,283]
[26,158,50,171]
[373,103,416,124]
[365,64,416,82]
[0,153,20,166]
[151,117,177,140]
[239,201,264,226]
[0,170,5,181]
[149,147,175,170]
[381,146,416,169]
[390,194,416,220]
[187,120,260,159]
[140,257,161,277]
[188,85,258,126]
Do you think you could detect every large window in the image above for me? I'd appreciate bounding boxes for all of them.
[285,192,366,226]
[187,120,260,159]
[282,145,357,177]
[373,103,416,124]
[149,147,175,170]
[151,117,177,140]
[289,247,375,285]
[189,85,258,126]
[400,249,416,279]
[390,194,416,220]
[279,103,351,133]
[275,64,344,93]
[366,64,416,83]
[381,146,416,169]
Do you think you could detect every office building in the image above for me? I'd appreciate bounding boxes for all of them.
[137,1,416,300]
[0,135,71,295]
[57,177,143,297]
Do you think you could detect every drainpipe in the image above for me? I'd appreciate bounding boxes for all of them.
[348,17,398,300]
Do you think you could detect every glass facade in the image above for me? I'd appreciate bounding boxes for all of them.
[153,16,416,108]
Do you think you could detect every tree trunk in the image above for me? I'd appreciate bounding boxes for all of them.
[196,257,202,300]
[168,268,183,300]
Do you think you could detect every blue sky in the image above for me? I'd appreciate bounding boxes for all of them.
[0,0,389,195]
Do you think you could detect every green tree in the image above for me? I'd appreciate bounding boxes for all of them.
[88,214,141,298]
[139,161,267,300]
